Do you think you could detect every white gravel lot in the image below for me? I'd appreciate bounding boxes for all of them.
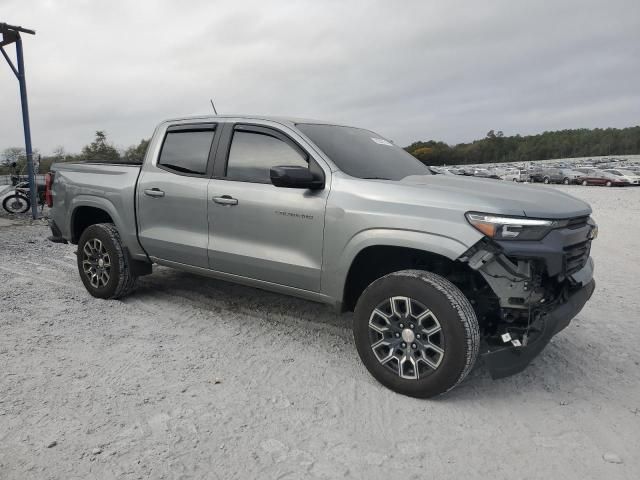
[0,185,639,480]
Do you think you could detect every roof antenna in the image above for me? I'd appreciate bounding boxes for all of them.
[209,98,218,115]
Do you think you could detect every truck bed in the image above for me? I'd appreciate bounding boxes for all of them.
[49,162,145,258]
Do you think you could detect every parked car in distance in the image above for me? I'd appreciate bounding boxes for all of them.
[47,114,597,398]
[473,168,501,179]
[602,169,640,186]
[530,168,565,184]
[557,169,583,185]
[574,168,629,187]
[574,168,606,186]
[501,168,529,182]
[431,167,461,176]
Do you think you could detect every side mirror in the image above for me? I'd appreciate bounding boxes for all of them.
[270,165,324,189]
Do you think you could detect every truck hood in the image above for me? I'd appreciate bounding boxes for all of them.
[395,174,592,219]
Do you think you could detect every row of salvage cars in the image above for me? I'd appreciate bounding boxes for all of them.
[523,166,640,186]
[433,165,640,187]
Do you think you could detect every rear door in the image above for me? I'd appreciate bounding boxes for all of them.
[207,122,330,292]
[137,123,220,267]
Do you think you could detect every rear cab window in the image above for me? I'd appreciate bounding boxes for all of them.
[158,124,216,176]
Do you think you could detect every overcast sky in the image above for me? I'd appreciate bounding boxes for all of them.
[1,0,639,154]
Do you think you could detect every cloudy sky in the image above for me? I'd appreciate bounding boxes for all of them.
[1,0,639,154]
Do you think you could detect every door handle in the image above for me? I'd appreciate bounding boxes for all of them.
[212,195,238,206]
[144,188,165,198]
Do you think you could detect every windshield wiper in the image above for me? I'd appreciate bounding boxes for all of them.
[362,176,392,180]
[161,163,202,174]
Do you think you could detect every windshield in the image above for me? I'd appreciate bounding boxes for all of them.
[296,123,430,180]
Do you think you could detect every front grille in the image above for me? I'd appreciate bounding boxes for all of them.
[564,240,591,275]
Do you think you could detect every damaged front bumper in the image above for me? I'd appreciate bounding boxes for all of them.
[460,218,597,379]
[482,274,595,379]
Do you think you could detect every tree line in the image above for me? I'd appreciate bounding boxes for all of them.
[0,131,149,175]
[405,126,640,165]
[2,125,640,175]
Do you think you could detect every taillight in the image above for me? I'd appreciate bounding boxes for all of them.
[45,172,54,207]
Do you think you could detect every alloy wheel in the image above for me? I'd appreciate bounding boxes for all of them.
[368,296,445,380]
[81,238,112,288]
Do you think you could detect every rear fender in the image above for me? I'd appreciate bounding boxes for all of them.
[69,195,146,259]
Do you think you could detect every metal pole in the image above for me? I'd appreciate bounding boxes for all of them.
[15,33,38,219]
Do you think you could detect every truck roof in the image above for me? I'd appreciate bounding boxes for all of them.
[158,114,352,128]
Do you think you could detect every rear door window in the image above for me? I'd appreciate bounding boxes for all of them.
[158,126,216,176]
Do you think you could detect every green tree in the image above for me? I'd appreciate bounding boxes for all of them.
[0,147,41,175]
[405,125,640,165]
[123,139,150,164]
[1,147,25,167]
[81,131,121,163]
[38,147,76,173]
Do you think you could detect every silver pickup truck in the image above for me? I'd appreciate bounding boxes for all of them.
[48,115,597,398]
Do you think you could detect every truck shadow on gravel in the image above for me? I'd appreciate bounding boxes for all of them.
[136,267,349,329]
[130,267,593,402]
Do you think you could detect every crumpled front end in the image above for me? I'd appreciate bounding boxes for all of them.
[459,215,597,379]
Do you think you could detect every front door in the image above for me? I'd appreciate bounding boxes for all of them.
[207,123,329,292]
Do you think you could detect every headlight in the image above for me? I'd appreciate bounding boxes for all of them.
[465,212,556,241]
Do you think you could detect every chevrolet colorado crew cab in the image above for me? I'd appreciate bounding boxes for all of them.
[47,115,597,398]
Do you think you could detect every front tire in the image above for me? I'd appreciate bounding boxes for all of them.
[2,194,30,214]
[563,178,570,185]
[582,180,588,186]
[606,180,612,187]
[77,223,137,299]
[543,177,550,184]
[353,270,479,398]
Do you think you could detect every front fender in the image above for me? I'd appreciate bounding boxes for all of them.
[322,228,475,303]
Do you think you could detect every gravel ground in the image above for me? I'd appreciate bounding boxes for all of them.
[1,186,639,480]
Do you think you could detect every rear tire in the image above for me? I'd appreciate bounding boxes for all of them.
[606,181,612,187]
[77,223,137,299]
[2,194,30,214]
[543,177,550,184]
[563,178,570,185]
[353,270,479,398]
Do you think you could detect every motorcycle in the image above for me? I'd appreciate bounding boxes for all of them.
[2,164,45,214]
